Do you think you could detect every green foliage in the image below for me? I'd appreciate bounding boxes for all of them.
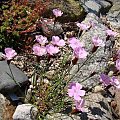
[0,0,51,51]
[28,50,72,119]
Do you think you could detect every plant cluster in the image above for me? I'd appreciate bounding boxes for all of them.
[0,0,51,51]
[1,8,120,120]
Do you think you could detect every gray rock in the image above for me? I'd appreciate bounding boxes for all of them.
[107,2,120,30]
[96,0,112,13]
[80,0,111,15]
[13,104,38,120]
[0,61,28,92]
[70,13,112,88]
[45,93,114,120]
[40,18,63,37]
[83,0,102,15]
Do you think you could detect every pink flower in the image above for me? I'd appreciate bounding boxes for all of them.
[92,36,105,47]
[116,59,120,71]
[69,37,84,49]
[106,29,118,37]
[33,44,47,56]
[35,35,48,45]
[111,76,120,89]
[51,36,65,47]
[52,9,63,17]
[3,48,17,60]
[68,82,85,101]
[100,74,120,89]
[100,74,111,86]
[76,22,90,31]
[57,39,65,47]
[73,47,88,59]
[52,36,60,44]
[75,99,85,112]
[46,44,59,55]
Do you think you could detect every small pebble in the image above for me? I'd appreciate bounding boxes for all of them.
[43,79,49,84]
[29,85,34,89]
[108,61,114,65]
[94,85,104,93]
[108,71,114,77]
[45,70,55,79]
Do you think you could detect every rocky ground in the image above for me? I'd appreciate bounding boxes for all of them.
[0,0,120,120]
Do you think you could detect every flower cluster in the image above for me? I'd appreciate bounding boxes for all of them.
[69,37,88,60]
[76,22,118,49]
[3,8,120,117]
[99,30,120,88]
[76,22,105,54]
[100,74,120,89]
[33,35,66,56]
[68,82,85,111]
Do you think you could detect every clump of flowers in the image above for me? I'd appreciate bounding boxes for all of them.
[31,14,90,113]
[100,74,120,89]
[33,35,63,56]
[68,37,88,63]
[68,82,85,111]
[3,7,120,119]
